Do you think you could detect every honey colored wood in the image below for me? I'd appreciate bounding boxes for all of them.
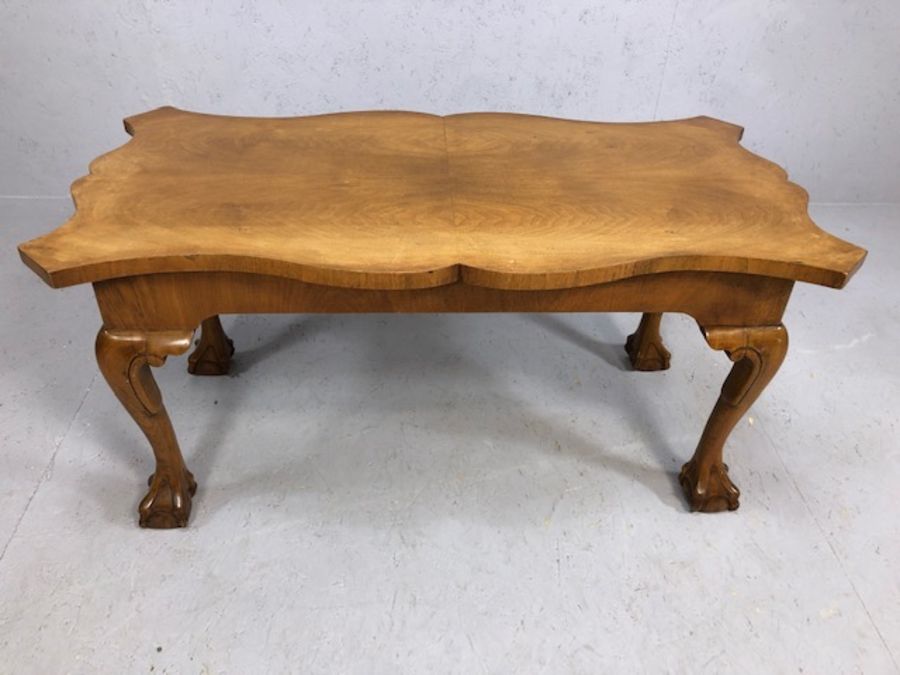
[93,271,794,330]
[679,324,789,512]
[19,107,865,291]
[625,313,671,371]
[95,328,197,527]
[17,108,868,527]
[187,316,234,376]
[88,269,794,527]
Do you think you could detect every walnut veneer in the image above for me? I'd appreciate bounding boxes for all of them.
[18,108,866,527]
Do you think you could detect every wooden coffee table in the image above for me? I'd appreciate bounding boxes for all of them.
[18,107,866,528]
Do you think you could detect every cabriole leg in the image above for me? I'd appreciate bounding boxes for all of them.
[188,316,234,376]
[680,324,788,512]
[96,327,197,528]
[625,312,671,371]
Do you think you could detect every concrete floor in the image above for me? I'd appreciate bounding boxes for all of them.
[0,199,897,673]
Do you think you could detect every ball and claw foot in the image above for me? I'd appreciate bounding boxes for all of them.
[679,459,740,513]
[139,468,198,528]
[625,313,671,371]
[188,316,234,376]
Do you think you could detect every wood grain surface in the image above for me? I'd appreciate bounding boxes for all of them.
[18,107,865,291]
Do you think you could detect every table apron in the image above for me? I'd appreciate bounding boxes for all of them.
[93,271,793,331]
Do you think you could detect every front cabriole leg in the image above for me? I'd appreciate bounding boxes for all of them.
[96,327,197,528]
[680,324,788,512]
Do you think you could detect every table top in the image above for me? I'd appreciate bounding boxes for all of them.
[19,106,865,291]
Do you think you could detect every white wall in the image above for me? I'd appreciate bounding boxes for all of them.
[1,0,898,202]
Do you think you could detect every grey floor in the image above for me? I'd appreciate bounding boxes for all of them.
[1,199,898,674]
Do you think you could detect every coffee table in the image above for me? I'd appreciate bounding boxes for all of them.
[18,107,866,528]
